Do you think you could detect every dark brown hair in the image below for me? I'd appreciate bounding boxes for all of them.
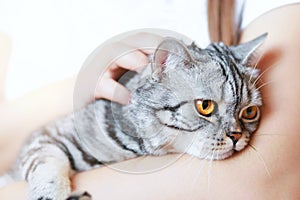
[207,0,245,45]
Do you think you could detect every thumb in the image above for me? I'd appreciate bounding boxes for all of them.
[95,78,131,105]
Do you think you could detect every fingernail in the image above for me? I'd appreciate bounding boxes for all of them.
[124,93,131,105]
[136,66,145,73]
[116,89,131,105]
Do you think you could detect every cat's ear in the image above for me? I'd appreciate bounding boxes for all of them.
[229,33,268,65]
[151,38,193,81]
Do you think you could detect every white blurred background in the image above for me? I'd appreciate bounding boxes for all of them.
[0,0,298,99]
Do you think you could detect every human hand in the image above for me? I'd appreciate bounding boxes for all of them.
[93,32,163,105]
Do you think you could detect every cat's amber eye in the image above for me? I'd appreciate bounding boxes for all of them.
[241,106,259,120]
[195,99,215,117]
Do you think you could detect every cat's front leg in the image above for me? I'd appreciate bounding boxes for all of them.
[24,147,73,200]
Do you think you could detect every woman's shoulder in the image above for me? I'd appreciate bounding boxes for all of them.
[242,0,300,28]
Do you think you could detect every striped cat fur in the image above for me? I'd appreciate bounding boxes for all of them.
[0,33,267,200]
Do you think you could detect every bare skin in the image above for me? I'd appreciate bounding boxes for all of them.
[0,33,163,173]
[1,4,300,199]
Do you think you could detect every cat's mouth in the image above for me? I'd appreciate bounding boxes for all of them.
[203,134,250,160]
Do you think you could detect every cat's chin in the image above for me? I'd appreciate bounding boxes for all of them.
[189,149,235,161]
[207,150,235,160]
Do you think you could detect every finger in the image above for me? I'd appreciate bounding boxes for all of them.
[103,33,163,74]
[104,63,128,80]
[95,78,131,105]
[114,47,149,73]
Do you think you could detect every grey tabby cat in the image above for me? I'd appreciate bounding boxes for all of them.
[0,33,267,200]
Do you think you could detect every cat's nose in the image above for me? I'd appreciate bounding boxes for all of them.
[226,131,242,145]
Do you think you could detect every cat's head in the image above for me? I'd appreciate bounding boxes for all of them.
[128,34,267,160]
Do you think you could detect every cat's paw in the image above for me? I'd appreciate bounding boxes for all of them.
[36,197,53,200]
[66,191,92,200]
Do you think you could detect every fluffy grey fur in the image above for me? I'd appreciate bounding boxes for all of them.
[0,33,267,200]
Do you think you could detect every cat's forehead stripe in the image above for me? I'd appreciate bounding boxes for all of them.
[207,43,245,110]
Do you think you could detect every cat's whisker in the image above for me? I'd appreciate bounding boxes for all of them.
[255,131,295,138]
[248,49,266,84]
[255,80,275,91]
[187,142,207,188]
[251,62,279,88]
[206,149,215,192]
[255,133,283,137]
[1,35,269,199]
[253,96,263,102]
[182,155,198,171]
[190,156,205,188]
[248,144,271,177]
[182,141,206,174]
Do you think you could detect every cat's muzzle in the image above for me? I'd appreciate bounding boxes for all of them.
[226,131,242,146]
